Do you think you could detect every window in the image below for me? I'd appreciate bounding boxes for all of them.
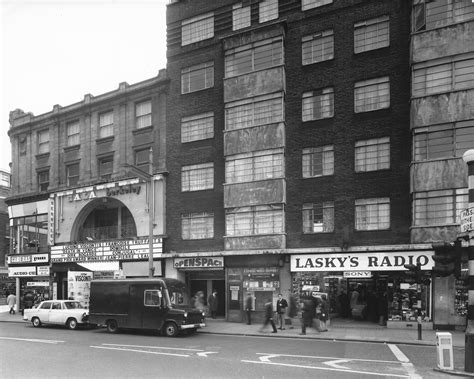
[302,145,334,178]
[355,197,390,230]
[144,289,163,307]
[225,92,284,130]
[66,163,79,186]
[182,12,214,46]
[302,87,334,121]
[302,30,334,65]
[39,302,52,310]
[226,149,284,184]
[181,62,214,94]
[414,120,474,161]
[413,0,474,32]
[226,205,284,236]
[66,121,80,147]
[38,170,49,191]
[233,3,251,31]
[11,214,48,254]
[181,162,214,192]
[259,0,278,23]
[136,100,152,129]
[181,112,214,143]
[412,57,474,97]
[182,212,214,239]
[99,156,113,179]
[225,37,283,78]
[135,148,151,173]
[355,137,390,172]
[99,111,114,138]
[354,16,389,54]
[414,189,467,226]
[38,130,49,154]
[302,0,332,11]
[354,77,390,113]
[302,202,334,233]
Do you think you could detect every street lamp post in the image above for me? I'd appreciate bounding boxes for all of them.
[148,147,154,278]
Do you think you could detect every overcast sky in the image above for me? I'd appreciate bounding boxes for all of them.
[0,0,168,173]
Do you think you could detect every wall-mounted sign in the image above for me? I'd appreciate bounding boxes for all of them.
[68,271,93,307]
[50,238,163,263]
[174,257,224,270]
[8,253,49,265]
[8,266,37,277]
[27,281,50,287]
[343,271,372,278]
[37,266,50,276]
[459,207,474,233]
[291,251,434,272]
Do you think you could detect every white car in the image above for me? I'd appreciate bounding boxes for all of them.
[23,300,89,330]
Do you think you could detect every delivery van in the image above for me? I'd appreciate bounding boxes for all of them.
[89,278,205,337]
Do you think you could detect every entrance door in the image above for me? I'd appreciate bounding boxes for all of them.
[212,280,225,317]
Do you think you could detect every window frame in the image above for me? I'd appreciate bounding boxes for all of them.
[354,15,390,54]
[302,0,333,11]
[37,129,50,154]
[302,201,335,233]
[355,197,390,231]
[66,163,80,187]
[38,170,49,192]
[259,0,279,23]
[98,111,114,139]
[354,76,390,113]
[302,29,334,65]
[302,87,334,121]
[354,137,390,172]
[135,100,152,129]
[226,205,284,236]
[302,145,334,178]
[181,162,214,192]
[66,120,80,147]
[181,61,214,94]
[225,149,284,184]
[98,155,113,180]
[181,12,214,46]
[233,3,251,31]
[134,148,151,173]
[181,212,215,240]
[181,112,214,143]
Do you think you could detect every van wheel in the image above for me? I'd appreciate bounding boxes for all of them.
[32,317,41,327]
[107,320,118,333]
[67,318,78,330]
[163,322,178,337]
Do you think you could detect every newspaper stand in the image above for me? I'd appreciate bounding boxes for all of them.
[436,332,453,370]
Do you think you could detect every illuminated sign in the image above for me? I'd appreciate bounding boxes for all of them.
[174,257,224,269]
[8,253,49,265]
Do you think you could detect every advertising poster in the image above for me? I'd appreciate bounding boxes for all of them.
[67,271,93,308]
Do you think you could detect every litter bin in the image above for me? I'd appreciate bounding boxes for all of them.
[436,332,453,370]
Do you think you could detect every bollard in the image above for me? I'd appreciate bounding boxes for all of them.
[417,315,422,340]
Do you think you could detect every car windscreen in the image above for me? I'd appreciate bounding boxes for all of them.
[64,301,84,309]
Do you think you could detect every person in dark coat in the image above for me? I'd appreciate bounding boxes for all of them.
[338,290,350,318]
[208,290,218,319]
[245,292,253,325]
[377,292,388,326]
[319,295,329,331]
[300,298,317,335]
[276,293,288,330]
[287,292,298,329]
[260,299,277,333]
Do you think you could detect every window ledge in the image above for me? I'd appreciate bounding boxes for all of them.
[35,152,50,160]
[132,125,154,136]
[64,145,80,153]
[96,136,114,144]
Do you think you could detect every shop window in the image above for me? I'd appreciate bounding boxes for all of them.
[259,0,278,23]
[99,111,114,139]
[181,212,214,240]
[181,112,214,143]
[413,189,467,226]
[302,145,334,178]
[37,129,50,154]
[225,149,284,184]
[302,202,334,233]
[66,120,80,147]
[302,0,332,11]
[232,3,251,31]
[38,170,49,192]
[11,214,48,255]
[66,163,79,186]
[302,87,334,121]
[302,30,334,65]
[354,77,390,113]
[181,12,214,46]
[355,137,390,172]
[226,205,284,236]
[355,197,390,230]
[135,100,152,129]
[387,276,430,324]
[354,15,389,54]
[181,162,214,192]
[181,62,214,94]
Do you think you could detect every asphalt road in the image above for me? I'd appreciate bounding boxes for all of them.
[0,322,466,378]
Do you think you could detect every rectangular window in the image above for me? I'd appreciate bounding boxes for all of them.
[226,149,284,184]
[413,58,474,97]
[302,145,334,178]
[302,30,334,65]
[415,0,474,32]
[144,290,163,307]
[38,130,50,154]
[233,3,251,31]
[99,156,113,179]
[181,162,214,192]
[66,163,79,186]
[136,100,152,129]
[302,202,335,233]
[302,0,333,11]
[355,137,390,172]
[225,92,284,131]
[259,0,278,23]
[182,12,214,46]
[38,170,49,191]
[354,15,389,54]
[66,121,80,147]
[414,121,474,161]
[354,76,390,113]
[225,37,283,78]
[226,205,284,236]
[135,148,151,173]
[302,87,334,121]
[414,189,467,226]
[355,197,390,230]
[181,62,214,94]
[181,112,214,143]
[182,212,214,240]
[99,111,114,138]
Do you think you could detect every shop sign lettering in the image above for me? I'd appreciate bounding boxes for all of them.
[106,184,142,197]
[8,266,37,277]
[68,190,97,202]
[343,271,372,278]
[291,251,434,272]
[174,257,224,269]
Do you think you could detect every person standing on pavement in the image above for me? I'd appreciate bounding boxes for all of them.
[319,295,329,332]
[300,298,317,335]
[245,292,253,325]
[6,292,16,314]
[276,293,288,330]
[208,290,218,319]
[260,298,277,333]
[287,292,298,329]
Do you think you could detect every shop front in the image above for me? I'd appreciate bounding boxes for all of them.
[290,250,435,329]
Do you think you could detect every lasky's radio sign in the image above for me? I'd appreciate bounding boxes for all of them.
[291,251,434,272]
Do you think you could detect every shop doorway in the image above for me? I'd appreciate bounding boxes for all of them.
[211,280,225,317]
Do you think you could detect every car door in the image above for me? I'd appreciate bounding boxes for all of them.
[49,302,65,324]
[36,301,53,323]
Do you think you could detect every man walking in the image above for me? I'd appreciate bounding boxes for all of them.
[208,290,218,319]
[276,293,288,330]
[7,292,16,314]
[260,298,277,333]
[245,292,253,325]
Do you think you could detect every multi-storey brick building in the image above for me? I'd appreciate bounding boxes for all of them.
[0,168,13,300]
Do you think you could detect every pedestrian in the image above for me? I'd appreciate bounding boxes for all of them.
[377,292,388,326]
[319,295,329,332]
[300,298,317,335]
[208,290,218,319]
[350,284,361,318]
[7,292,16,314]
[276,293,288,330]
[313,296,323,332]
[287,292,298,329]
[260,298,277,333]
[194,291,205,312]
[338,290,350,318]
[245,292,253,325]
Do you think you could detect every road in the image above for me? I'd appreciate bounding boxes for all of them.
[0,322,465,378]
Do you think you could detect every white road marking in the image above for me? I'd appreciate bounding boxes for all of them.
[91,345,190,357]
[323,359,351,369]
[259,354,281,362]
[256,352,398,364]
[388,344,410,363]
[0,336,64,344]
[196,351,218,357]
[388,344,422,379]
[102,343,203,351]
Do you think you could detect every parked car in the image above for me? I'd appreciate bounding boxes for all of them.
[23,300,89,330]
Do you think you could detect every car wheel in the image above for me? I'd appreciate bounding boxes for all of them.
[106,320,118,333]
[163,322,178,337]
[67,318,78,330]
[32,317,41,327]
